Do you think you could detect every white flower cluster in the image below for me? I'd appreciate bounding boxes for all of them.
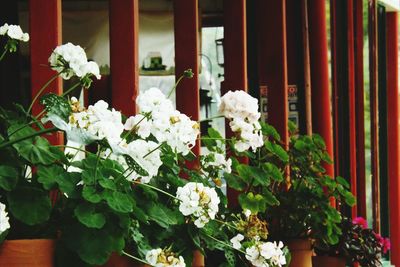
[201,151,232,177]
[133,87,200,155]
[48,42,101,80]
[0,202,10,235]
[176,182,220,228]
[230,233,244,250]
[0,23,29,42]
[145,248,185,267]
[245,240,287,267]
[107,140,162,184]
[219,90,263,152]
[67,100,124,144]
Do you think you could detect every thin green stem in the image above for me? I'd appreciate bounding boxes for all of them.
[121,251,150,265]
[28,73,59,113]
[61,82,81,97]
[214,218,241,231]
[205,233,247,255]
[143,143,163,158]
[0,127,57,149]
[167,75,184,99]
[0,49,7,61]
[54,145,91,155]
[198,115,225,123]
[132,180,178,200]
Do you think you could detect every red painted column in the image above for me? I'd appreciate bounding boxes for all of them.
[29,0,62,144]
[223,0,248,207]
[174,0,200,159]
[308,0,334,180]
[109,0,139,116]
[256,0,288,146]
[346,0,358,218]
[354,0,367,218]
[386,12,400,266]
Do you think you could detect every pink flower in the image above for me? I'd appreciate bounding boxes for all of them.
[352,217,368,229]
[383,238,391,254]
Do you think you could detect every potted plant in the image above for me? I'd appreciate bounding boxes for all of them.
[313,216,390,267]
[210,99,357,267]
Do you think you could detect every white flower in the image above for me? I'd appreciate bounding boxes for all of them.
[0,23,8,35]
[245,241,287,267]
[124,114,151,139]
[80,61,101,79]
[201,151,232,179]
[49,42,100,81]
[176,182,220,228]
[244,209,252,218]
[230,234,244,250]
[0,202,10,235]
[136,88,200,155]
[145,248,185,267]
[219,90,260,122]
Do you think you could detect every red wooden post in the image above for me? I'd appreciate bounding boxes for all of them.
[369,0,380,233]
[223,0,248,207]
[354,0,367,218]
[173,0,200,159]
[308,0,334,179]
[386,12,399,265]
[29,0,62,145]
[109,0,139,116]
[257,0,288,146]
[346,0,358,218]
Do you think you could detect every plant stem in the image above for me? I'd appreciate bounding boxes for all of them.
[205,233,247,254]
[0,127,57,149]
[214,218,241,231]
[28,73,59,113]
[121,251,150,265]
[143,143,163,158]
[0,49,7,61]
[132,180,178,200]
[61,82,81,97]
[167,75,184,99]
[198,115,225,123]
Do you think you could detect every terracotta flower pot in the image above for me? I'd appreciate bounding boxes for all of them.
[312,255,346,267]
[0,239,55,267]
[287,239,313,267]
[192,250,205,267]
[100,253,149,267]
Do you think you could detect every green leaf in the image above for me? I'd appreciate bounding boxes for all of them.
[224,173,247,191]
[344,191,356,206]
[260,122,281,141]
[37,165,64,189]
[236,164,269,186]
[336,176,350,189]
[263,162,283,182]
[238,192,267,214]
[264,141,289,162]
[188,226,201,249]
[261,188,279,205]
[40,93,72,121]
[123,155,149,177]
[74,203,106,229]
[224,249,236,267]
[82,186,102,203]
[98,179,116,191]
[312,134,326,149]
[13,136,61,165]
[7,187,52,225]
[208,127,223,140]
[104,191,133,213]
[0,165,18,191]
[147,203,179,228]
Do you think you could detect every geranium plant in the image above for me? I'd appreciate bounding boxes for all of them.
[314,217,390,266]
[0,23,291,267]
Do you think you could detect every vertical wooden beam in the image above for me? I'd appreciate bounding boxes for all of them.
[109,0,139,116]
[173,0,200,158]
[346,0,358,218]
[309,0,335,179]
[257,0,288,146]
[223,0,248,207]
[369,0,380,233]
[386,12,400,265]
[29,0,62,144]
[354,0,367,219]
